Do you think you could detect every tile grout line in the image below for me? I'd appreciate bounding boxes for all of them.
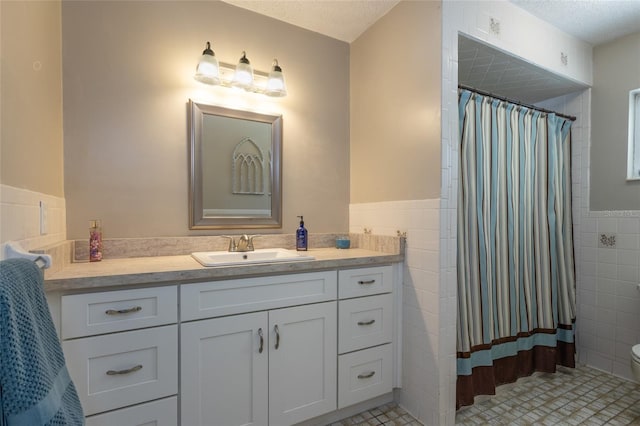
[335,365,640,425]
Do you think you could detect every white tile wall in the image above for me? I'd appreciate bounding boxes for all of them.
[0,184,67,253]
[350,199,441,424]
[538,92,640,383]
[581,211,640,380]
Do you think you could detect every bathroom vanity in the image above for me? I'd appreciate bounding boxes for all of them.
[44,245,403,426]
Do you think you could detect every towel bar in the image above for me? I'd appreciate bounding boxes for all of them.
[3,241,52,269]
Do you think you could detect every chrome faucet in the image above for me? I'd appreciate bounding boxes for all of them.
[222,235,258,252]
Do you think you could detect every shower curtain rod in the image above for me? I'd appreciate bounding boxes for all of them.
[458,84,577,122]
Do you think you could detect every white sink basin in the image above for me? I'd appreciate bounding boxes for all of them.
[192,248,315,267]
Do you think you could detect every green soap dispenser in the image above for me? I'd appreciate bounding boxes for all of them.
[296,215,308,251]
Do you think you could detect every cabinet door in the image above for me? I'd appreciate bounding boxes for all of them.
[181,312,268,426]
[268,301,337,425]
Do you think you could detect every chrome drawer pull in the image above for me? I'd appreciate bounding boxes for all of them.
[357,319,376,326]
[105,306,142,315]
[258,328,264,354]
[358,279,376,285]
[106,364,143,375]
[357,371,375,379]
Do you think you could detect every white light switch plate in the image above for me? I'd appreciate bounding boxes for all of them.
[39,201,48,235]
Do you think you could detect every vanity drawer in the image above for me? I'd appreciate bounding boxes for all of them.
[338,293,393,354]
[61,286,177,339]
[181,271,337,321]
[63,325,178,416]
[338,344,393,409]
[85,396,177,426]
[338,266,392,299]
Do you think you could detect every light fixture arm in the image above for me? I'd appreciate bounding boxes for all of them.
[202,41,214,56]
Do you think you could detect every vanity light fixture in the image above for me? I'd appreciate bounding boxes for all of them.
[194,41,287,97]
[265,60,287,97]
[232,51,254,89]
[194,42,220,85]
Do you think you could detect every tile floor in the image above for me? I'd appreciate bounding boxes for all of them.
[329,402,422,425]
[332,366,640,425]
[456,366,640,425]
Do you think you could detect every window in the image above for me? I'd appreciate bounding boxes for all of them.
[628,88,640,180]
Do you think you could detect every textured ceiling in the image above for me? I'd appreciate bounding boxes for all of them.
[458,36,588,104]
[510,0,640,46]
[221,0,637,104]
[222,0,640,47]
[220,0,401,43]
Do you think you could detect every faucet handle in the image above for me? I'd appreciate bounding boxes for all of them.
[246,235,259,251]
[221,235,237,252]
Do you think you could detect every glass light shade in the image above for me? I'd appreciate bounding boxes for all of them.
[232,51,254,89]
[265,59,287,97]
[194,42,220,85]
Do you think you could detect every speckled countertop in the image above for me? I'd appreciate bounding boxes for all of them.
[44,247,403,293]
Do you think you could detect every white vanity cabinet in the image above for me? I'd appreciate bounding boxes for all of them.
[181,302,337,426]
[60,286,178,426]
[180,271,338,426]
[55,261,399,426]
[181,312,268,426]
[337,266,394,409]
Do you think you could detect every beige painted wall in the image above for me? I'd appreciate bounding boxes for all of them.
[1,0,64,197]
[62,1,349,239]
[591,31,640,210]
[350,0,441,203]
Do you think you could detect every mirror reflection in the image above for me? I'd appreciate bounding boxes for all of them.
[189,101,282,229]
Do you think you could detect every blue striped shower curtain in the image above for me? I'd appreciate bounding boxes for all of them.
[456,90,576,409]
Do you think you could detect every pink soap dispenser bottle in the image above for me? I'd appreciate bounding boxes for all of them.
[89,220,103,262]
